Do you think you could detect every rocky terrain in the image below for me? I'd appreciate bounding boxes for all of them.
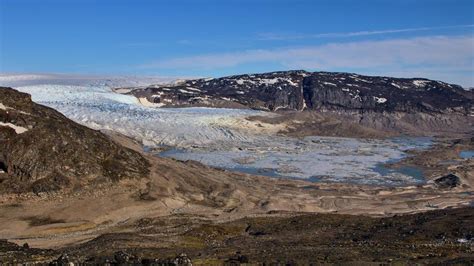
[120,70,473,114]
[1,207,472,264]
[0,87,149,194]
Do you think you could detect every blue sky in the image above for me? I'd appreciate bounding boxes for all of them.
[1,0,473,86]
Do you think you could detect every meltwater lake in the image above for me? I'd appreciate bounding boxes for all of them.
[160,136,433,186]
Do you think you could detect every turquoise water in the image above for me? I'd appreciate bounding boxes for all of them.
[460,150,474,159]
[372,164,424,183]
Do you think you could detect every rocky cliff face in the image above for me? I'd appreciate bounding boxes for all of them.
[120,70,473,115]
[0,87,149,194]
[302,72,472,114]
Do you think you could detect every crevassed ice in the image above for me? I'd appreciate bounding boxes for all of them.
[16,84,262,147]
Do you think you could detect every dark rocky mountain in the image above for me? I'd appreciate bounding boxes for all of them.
[0,87,149,194]
[120,70,473,115]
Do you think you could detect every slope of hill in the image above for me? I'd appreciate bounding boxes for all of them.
[0,87,150,194]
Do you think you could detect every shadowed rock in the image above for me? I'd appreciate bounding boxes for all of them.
[434,174,461,189]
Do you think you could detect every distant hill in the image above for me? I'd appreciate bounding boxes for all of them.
[118,70,473,115]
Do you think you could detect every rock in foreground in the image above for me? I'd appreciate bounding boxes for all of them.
[0,87,149,194]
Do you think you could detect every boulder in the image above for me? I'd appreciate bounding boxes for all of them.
[434,174,461,189]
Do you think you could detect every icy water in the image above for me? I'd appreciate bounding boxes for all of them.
[160,136,432,186]
[9,78,433,186]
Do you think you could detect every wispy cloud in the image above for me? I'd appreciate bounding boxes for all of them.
[140,35,473,69]
[257,24,474,40]
[139,35,474,86]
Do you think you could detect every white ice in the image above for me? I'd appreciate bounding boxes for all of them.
[14,84,262,147]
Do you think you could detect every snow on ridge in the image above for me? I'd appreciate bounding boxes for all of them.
[323,82,337,87]
[354,77,373,83]
[259,78,280,85]
[391,83,402,89]
[413,80,429,87]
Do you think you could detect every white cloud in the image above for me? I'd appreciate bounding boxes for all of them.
[140,35,473,71]
[257,24,474,40]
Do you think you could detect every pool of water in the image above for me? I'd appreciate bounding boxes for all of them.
[460,150,474,159]
[373,164,424,183]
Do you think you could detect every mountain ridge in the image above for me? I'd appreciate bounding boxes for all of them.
[118,70,473,115]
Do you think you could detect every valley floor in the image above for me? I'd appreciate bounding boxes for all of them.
[0,134,472,264]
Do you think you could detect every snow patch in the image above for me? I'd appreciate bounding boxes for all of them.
[185,87,201,92]
[0,122,29,134]
[354,78,372,83]
[138,97,165,107]
[178,89,195,94]
[259,78,280,85]
[323,82,337,87]
[284,78,298,86]
[391,83,402,89]
[374,96,387,104]
[413,80,429,87]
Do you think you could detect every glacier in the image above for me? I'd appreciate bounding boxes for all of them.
[15,84,262,147]
[3,74,432,185]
